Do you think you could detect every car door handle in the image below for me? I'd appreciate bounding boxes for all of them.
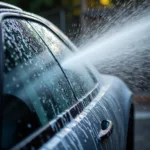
[98,120,113,141]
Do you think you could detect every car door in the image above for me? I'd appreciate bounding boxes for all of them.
[29,20,126,150]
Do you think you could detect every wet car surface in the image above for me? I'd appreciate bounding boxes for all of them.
[0,2,133,150]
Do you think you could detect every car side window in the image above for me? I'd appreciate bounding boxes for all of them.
[2,18,77,149]
[29,22,98,99]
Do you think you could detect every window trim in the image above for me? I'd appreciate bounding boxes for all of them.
[0,12,100,150]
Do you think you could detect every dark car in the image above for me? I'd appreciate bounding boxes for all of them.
[0,2,134,150]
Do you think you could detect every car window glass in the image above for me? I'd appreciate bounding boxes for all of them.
[29,22,73,62]
[2,18,76,149]
[29,22,98,99]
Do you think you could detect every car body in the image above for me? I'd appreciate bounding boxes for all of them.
[0,2,133,150]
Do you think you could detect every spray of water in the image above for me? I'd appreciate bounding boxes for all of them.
[63,8,150,92]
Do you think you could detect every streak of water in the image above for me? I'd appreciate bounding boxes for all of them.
[64,14,150,66]
[63,10,150,92]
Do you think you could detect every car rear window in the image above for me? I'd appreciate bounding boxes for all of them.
[2,18,77,149]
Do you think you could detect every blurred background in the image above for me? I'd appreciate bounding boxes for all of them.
[1,0,150,37]
[1,0,150,150]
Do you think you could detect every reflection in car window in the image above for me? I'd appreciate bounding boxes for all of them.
[2,19,77,149]
[30,22,98,99]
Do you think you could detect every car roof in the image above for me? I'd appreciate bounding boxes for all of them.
[0,2,22,10]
